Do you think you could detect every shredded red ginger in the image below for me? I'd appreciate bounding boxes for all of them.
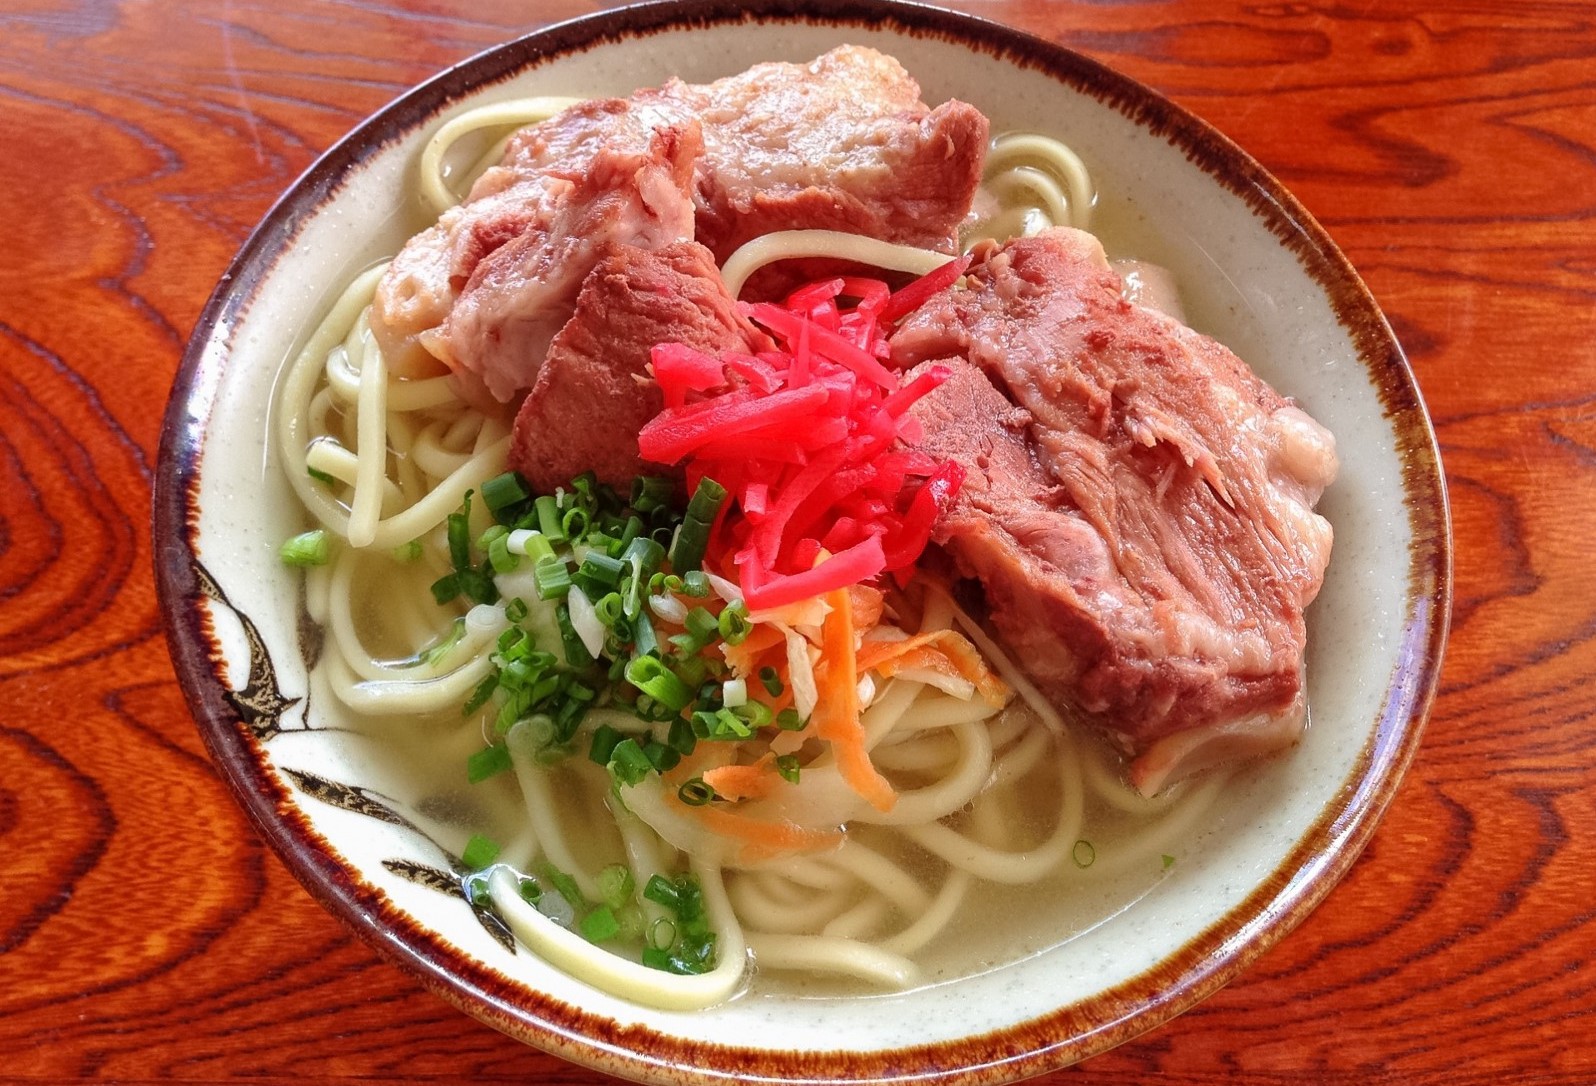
[637,257,971,610]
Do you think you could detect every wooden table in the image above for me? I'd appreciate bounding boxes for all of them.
[3,1,1589,1082]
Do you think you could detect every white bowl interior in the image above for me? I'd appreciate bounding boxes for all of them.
[186,15,1419,1065]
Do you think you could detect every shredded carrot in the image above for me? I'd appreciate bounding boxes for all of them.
[721,622,785,674]
[812,587,897,812]
[703,754,780,802]
[667,790,840,863]
[854,629,1010,707]
[848,584,885,632]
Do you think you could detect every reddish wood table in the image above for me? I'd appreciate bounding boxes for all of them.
[3,2,1590,1082]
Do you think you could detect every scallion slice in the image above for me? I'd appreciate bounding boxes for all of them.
[677,777,716,806]
[461,833,500,870]
[624,656,693,712]
[607,738,652,787]
[278,529,332,567]
[466,743,512,783]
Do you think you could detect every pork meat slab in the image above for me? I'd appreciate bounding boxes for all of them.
[371,48,987,403]
[508,241,771,494]
[895,229,1338,791]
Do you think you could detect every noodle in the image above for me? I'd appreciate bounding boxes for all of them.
[273,85,1233,1010]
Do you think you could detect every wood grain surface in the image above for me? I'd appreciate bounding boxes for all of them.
[2,1,1591,1082]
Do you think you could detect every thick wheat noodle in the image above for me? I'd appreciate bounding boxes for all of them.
[729,876,855,934]
[742,932,915,988]
[507,730,606,901]
[880,869,972,957]
[821,894,893,940]
[872,730,959,773]
[851,720,992,827]
[901,754,1086,884]
[986,132,1095,231]
[487,858,747,1011]
[418,96,584,214]
[817,843,933,915]
[325,649,498,715]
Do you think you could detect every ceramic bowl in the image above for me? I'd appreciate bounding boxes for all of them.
[154,1,1450,1081]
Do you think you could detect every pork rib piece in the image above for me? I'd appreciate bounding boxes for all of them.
[895,229,1338,792]
[371,48,987,403]
[641,45,989,261]
[372,99,701,403]
[508,241,771,494]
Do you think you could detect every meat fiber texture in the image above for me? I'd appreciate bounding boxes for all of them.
[369,46,987,404]
[371,99,702,405]
[893,228,1338,793]
[508,241,770,494]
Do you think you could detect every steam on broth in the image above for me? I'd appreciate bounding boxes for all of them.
[278,48,1329,1009]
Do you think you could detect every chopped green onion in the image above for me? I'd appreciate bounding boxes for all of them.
[391,539,423,563]
[534,494,565,542]
[607,738,652,787]
[461,833,500,870]
[614,515,644,556]
[643,739,680,772]
[518,876,542,904]
[463,671,499,715]
[418,618,466,667]
[680,570,711,597]
[574,552,626,593]
[598,864,635,910]
[580,905,621,943]
[717,600,751,645]
[481,471,532,522]
[555,602,594,667]
[447,496,473,571]
[684,606,719,645]
[456,566,498,605]
[625,656,692,711]
[685,476,727,524]
[666,716,698,756]
[487,533,518,573]
[675,654,710,688]
[677,777,716,806]
[643,873,681,911]
[561,506,590,541]
[307,465,336,486]
[776,709,807,731]
[540,863,588,911]
[521,532,555,565]
[595,591,624,627]
[533,557,572,600]
[430,572,460,604]
[668,477,726,573]
[734,700,772,728]
[588,724,624,766]
[631,474,676,514]
[759,667,784,697]
[775,754,801,784]
[648,917,677,951]
[632,613,659,658]
[621,534,666,574]
[478,523,509,550]
[467,743,513,783]
[691,707,753,740]
[504,597,529,624]
[1162,853,1176,870]
[278,529,332,567]
[1072,839,1097,869]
